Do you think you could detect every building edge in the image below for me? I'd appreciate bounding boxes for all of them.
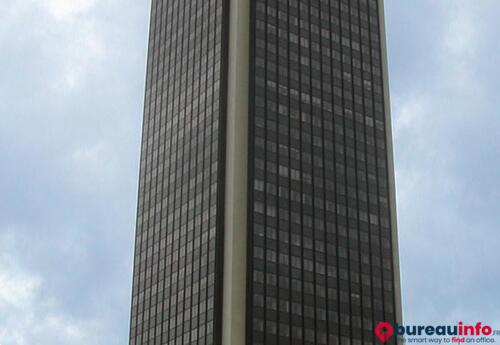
[221,0,250,344]
[378,0,404,327]
[128,1,154,343]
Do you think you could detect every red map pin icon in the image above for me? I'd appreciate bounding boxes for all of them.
[375,322,394,343]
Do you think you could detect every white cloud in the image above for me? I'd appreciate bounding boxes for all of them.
[0,0,143,344]
[439,2,480,93]
[0,234,106,345]
[38,0,107,90]
[390,0,500,325]
[66,141,119,193]
[0,255,40,310]
[54,21,107,89]
[43,0,99,21]
[393,94,428,141]
[392,1,481,214]
[0,0,107,90]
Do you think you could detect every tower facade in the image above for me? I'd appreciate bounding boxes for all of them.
[129,0,401,344]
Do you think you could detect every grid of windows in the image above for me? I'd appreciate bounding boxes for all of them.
[247,0,398,345]
[129,0,228,344]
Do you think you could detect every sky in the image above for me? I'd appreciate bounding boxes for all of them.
[0,1,499,344]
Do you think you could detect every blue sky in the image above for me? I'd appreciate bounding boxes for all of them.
[0,1,499,344]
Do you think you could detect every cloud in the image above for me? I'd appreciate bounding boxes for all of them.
[0,234,106,345]
[0,250,40,309]
[43,0,99,20]
[51,20,107,90]
[0,0,107,91]
[439,3,479,92]
[66,142,119,193]
[39,0,107,90]
[0,0,148,343]
[387,0,500,325]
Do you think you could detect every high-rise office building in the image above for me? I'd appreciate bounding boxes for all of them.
[129,0,402,344]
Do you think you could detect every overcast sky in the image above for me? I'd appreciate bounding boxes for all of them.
[0,1,499,344]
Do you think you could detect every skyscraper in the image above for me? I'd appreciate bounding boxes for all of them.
[129,0,402,344]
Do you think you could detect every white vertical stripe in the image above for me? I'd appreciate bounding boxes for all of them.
[222,0,249,343]
[378,0,404,326]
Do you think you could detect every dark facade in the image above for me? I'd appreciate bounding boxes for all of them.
[129,0,400,344]
[247,0,399,345]
[129,0,228,343]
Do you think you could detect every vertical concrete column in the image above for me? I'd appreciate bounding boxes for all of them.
[222,0,250,343]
